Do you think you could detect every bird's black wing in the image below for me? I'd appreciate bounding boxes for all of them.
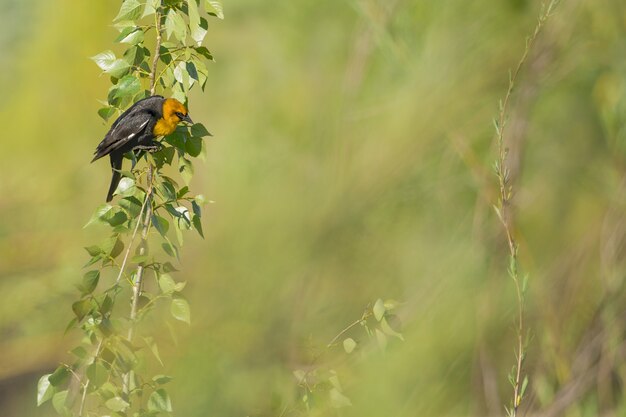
[108,95,164,132]
[92,96,164,162]
[92,113,151,161]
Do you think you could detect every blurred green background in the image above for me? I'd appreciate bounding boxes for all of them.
[2,0,626,416]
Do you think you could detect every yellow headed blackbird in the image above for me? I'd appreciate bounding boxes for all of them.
[92,96,193,201]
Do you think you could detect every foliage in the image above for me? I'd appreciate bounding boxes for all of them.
[2,1,626,416]
[37,1,220,415]
[289,299,404,415]
[492,2,559,416]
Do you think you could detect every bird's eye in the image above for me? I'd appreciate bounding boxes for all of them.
[175,112,184,118]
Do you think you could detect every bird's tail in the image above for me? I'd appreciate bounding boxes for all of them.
[106,153,123,202]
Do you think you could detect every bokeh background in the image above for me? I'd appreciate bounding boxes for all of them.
[2,0,626,416]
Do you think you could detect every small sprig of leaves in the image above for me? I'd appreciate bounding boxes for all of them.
[290,299,403,414]
[37,1,222,416]
[92,0,222,118]
[492,2,559,416]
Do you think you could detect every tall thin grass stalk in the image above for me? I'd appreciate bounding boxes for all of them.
[492,2,560,416]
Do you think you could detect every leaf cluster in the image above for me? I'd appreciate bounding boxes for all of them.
[38,1,221,416]
[290,299,404,414]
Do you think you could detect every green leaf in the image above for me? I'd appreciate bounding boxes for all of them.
[343,338,357,354]
[172,89,187,106]
[64,318,78,334]
[152,215,170,237]
[204,0,224,19]
[373,298,386,322]
[70,346,88,360]
[186,61,199,83]
[37,374,55,406]
[123,45,143,66]
[84,245,103,256]
[115,177,136,197]
[188,0,207,44]
[158,180,177,201]
[380,316,404,341]
[98,106,116,121]
[163,261,178,272]
[194,46,214,61]
[521,375,529,398]
[115,339,140,370]
[144,336,164,366]
[195,194,207,205]
[52,390,69,415]
[165,9,187,42]
[148,388,173,412]
[143,0,159,16]
[114,0,142,22]
[104,236,125,258]
[192,56,209,90]
[171,297,191,324]
[173,61,186,85]
[161,241,178,259]
[107,60,131,78]
[176,186,189,199]
[179,157,194,184]
[100,294,114,315]
[185,136,203,157]
[158,273,176,293]
[191,123,212,137]
[72,299,92,321]
[159,45,173,66]
[153,145,176,167]
[81,270,100,295]
[192,215,204,238]
[91,50,117,71]
[84,204,113,228]
[120,196,143,218]
[105,396,129,412]
[106,211,128,227]
[165,131,185,150]
[115,27,144,45]
[113,75,141,99]
[383,299,400,310]
[153,375,173,385]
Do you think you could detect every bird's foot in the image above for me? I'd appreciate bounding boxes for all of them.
[134,143,161,153]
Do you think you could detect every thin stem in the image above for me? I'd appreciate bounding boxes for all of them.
[326,310,372,348]
[115,191,150,285]
[149,6,162,95]
[493,2,559,416]
[123,1,161,398]
[128,166,154,340]
[79,340,103,417]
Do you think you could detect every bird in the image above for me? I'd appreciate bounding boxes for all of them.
[92,95,193,202]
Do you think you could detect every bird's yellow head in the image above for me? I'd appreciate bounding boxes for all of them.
[153,98,193,137]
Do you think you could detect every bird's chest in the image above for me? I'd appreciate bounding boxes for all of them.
[153,117,178,136]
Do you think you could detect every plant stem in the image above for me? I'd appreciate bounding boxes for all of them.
[149,5,162,96]
[115,192,150,285]
[326,310,371,348]
[127,0,162,345]
[128,166,154,341]
[123,2,161,397]
[494,2,559,416]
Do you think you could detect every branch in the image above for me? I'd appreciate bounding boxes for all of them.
[493,2,559,416]
[149,6,162,95]
[123,3,161,395]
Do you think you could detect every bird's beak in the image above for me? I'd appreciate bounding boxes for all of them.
[183,114,193,124]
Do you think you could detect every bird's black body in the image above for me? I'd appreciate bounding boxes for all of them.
[92,95,165,202]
